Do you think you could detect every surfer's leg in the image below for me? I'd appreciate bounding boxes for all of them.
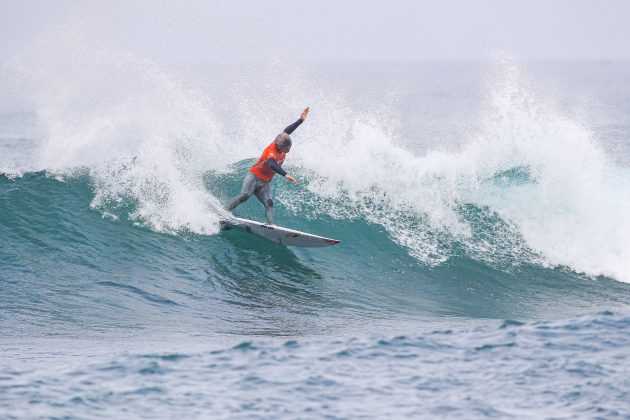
[225,173,257,211]
[254,182,274,225]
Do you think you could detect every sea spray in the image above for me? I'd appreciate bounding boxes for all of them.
[283,58,630,282]
[4,24,239,233]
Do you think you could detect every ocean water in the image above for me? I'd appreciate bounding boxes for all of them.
[2,27,630,418]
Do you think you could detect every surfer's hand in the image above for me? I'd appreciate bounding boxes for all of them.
[285,175,298,184]
[300,107,309,121]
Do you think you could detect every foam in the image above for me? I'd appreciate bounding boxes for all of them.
[2,24,243,234]
[287,58,630,283]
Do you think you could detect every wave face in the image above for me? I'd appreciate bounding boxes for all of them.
[2,20,630,418]
[2,171,630,338]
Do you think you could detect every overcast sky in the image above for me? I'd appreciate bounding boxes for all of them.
[1,0,629,63]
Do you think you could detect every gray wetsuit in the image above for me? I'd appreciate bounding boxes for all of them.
[226,172,275,224]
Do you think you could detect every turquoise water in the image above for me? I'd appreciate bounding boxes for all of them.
[2,56,630,417]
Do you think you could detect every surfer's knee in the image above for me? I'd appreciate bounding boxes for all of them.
[238,193,251,203]
[266,198,273,208]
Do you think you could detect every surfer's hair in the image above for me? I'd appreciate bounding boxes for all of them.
[275,132,292,149]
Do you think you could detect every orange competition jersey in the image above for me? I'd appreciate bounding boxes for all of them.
[249,141,286,182]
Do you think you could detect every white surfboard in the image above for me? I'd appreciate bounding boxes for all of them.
[220,216,341,248]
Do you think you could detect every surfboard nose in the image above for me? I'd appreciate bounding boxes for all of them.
[325,239,341,245]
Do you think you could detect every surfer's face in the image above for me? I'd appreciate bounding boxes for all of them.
[279,145,291,153]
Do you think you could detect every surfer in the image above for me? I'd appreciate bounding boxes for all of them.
[225,107,309,225]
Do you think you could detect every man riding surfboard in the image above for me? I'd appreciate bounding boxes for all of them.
[225,107,309,224]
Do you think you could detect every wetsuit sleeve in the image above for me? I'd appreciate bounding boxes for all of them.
[267,158,287,176]
[283,118,303,135]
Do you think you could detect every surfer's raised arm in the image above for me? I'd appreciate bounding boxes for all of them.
[283,107,309,134]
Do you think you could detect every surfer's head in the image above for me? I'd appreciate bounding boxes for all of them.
[275,133,292,152]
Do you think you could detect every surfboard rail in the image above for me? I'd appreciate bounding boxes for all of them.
[220,217,340,248]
